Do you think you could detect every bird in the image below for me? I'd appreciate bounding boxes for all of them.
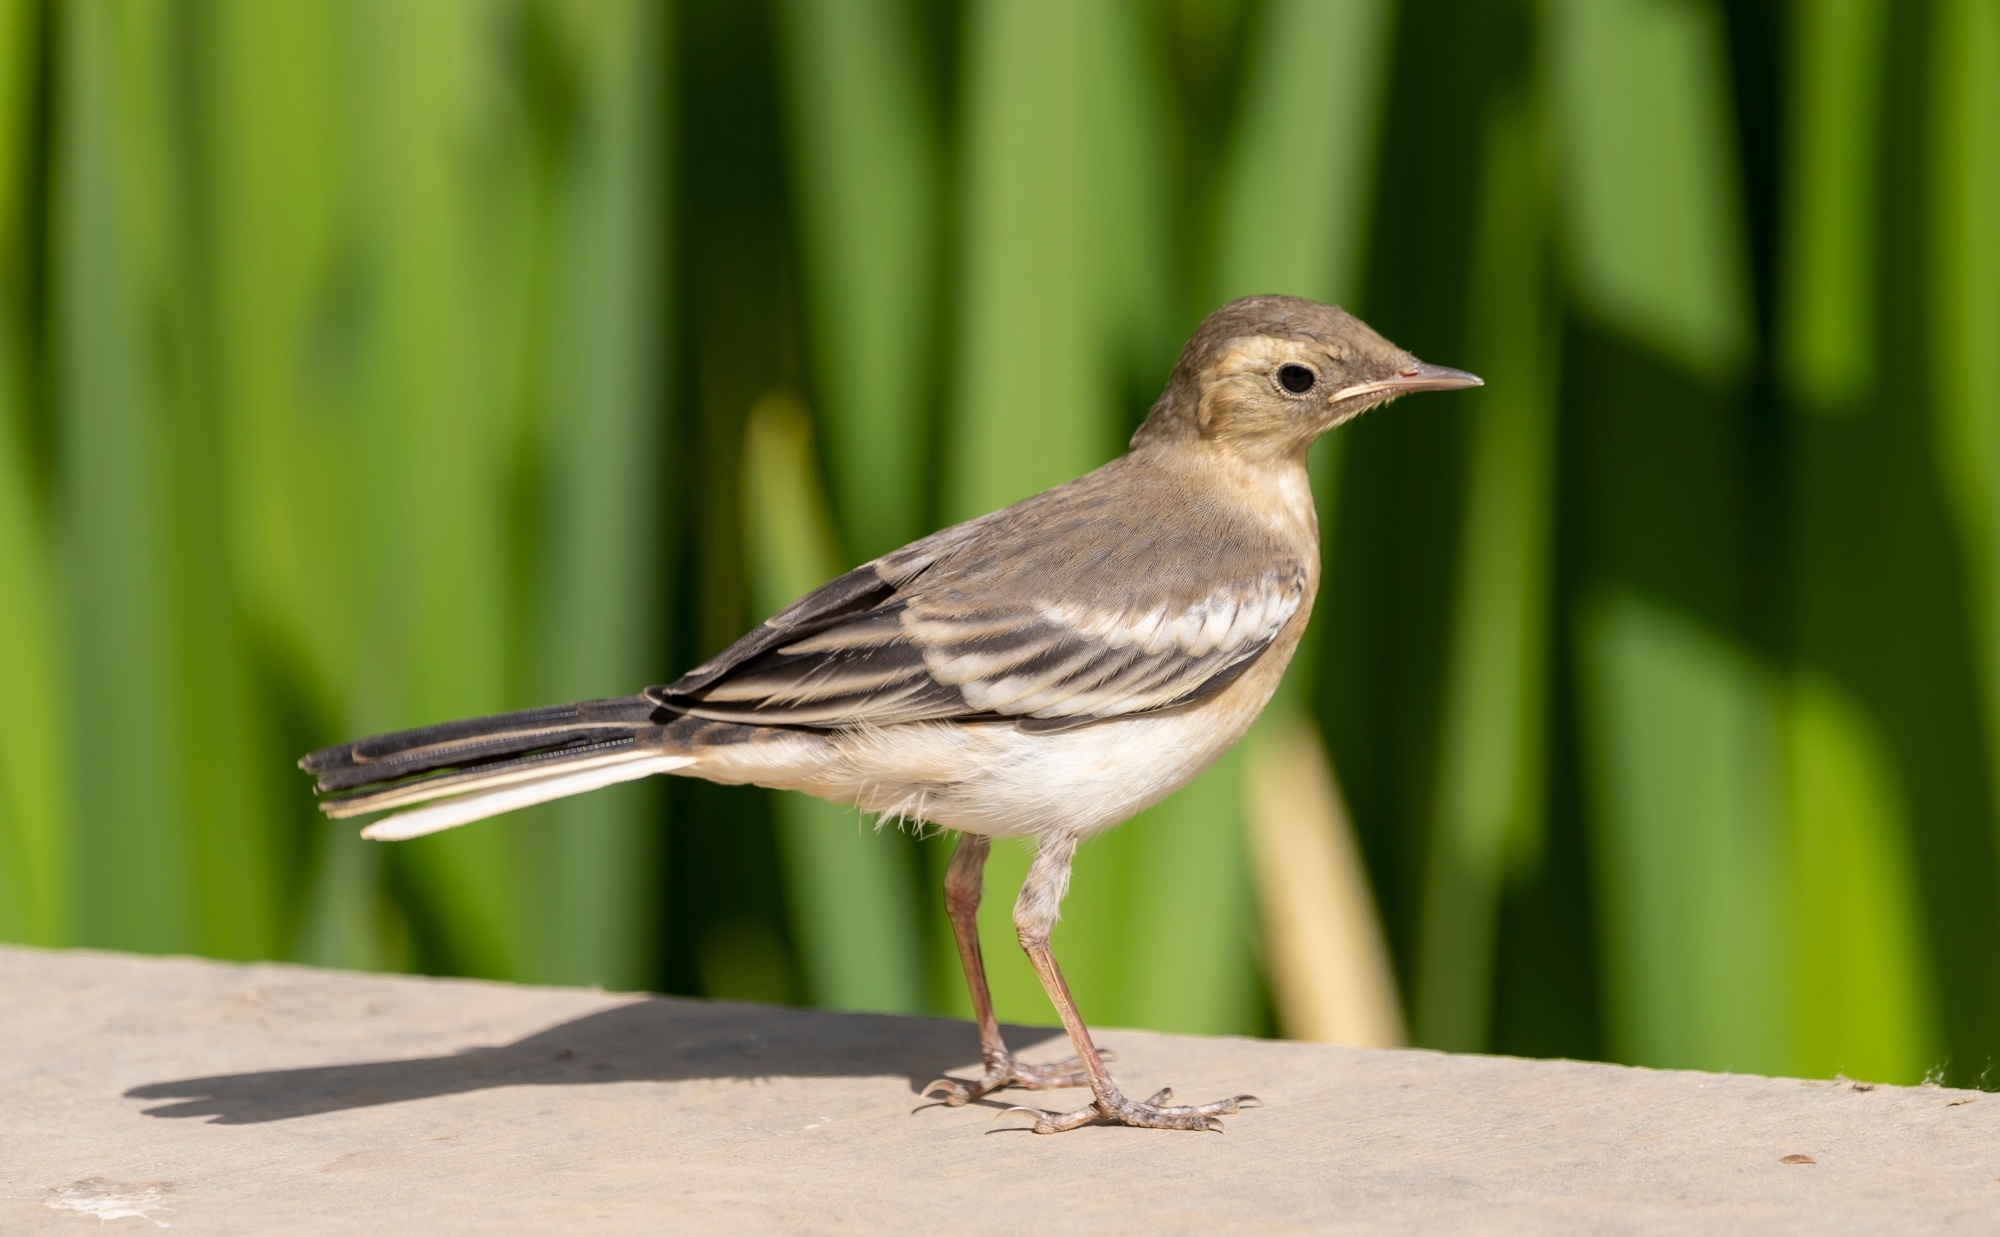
[299,295,1480,1134]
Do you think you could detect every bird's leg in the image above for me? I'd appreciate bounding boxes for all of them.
[922,833,1097,1106]
[1000,836,1259,1134]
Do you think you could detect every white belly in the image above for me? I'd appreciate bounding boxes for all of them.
[848,706,1259,838]
[682,643,1292,842]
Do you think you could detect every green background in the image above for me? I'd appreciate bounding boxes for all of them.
[1,0,1996,1088]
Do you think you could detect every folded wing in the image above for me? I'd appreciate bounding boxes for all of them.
[649,507,1307,732]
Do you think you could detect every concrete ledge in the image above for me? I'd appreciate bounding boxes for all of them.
[3,946,1995,1234]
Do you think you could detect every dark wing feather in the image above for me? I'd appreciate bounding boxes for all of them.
[666,563,900,696]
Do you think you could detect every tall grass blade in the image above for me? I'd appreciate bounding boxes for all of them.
[772,0,939,561]
[1768,0,1940,1086]
[1930,0,2000,849]
[0,338,57,947]
[1916,0,2000,1085]
[1580,596,1789,1073]
[340,0,532,980]
[0,0,60,946]
[56,1,194,952]
[1413,86,1558,1052]
[1785,674,1935,1081]
[1552,0,1785,1074]
[1777,0,1886,410]
[1211,0,1392,305]
[948,0,1156,519]
[1548,0,1752,378]
[206,0,411,972]
[59,1,278,958]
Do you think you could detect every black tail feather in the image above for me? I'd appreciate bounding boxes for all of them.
[319,734,661,818]
[300,695,665,799]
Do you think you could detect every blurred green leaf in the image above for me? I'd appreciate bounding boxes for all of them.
[1580,594,1788,1074]
[517,0,666,990]
[1414,85,1559,1052]
[1211,0,1393,305]
[207,0,399,971]
[1786,672,1934,1082]
[947,0,1167,520]
[0,0,60,947]
[1930,0,2000,838]
[0,376,58,946]
[59,0,277,957]
[330,0,539,981]
[1548,0,1753,378]
[772,0,940,560]
[1777,0,1886,410]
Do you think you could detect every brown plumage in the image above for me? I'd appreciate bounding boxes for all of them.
[300,295,1479,1134]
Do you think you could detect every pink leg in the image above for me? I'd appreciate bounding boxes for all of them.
[921,833,1099,1105]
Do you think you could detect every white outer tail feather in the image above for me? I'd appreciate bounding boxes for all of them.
[359,753,694,841]
[325,748,675,819]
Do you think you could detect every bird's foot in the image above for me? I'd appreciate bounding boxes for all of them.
[996,1086,1260,1134]
[920,1048,1113,1106]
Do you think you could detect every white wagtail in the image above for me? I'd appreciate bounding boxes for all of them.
[302,295,1480,1134]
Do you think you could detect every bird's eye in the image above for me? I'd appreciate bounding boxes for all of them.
[1277,364,1317,395]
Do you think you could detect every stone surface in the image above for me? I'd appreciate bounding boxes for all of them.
[3,945,1996,1234]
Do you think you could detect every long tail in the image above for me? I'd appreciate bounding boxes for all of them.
[300,696,694,841]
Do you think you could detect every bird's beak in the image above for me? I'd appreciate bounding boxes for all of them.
[1329,361,1484,404]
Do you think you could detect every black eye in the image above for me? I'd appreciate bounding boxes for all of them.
[1277,364,1317,394]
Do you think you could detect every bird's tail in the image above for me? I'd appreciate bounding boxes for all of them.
[300,696,694,841]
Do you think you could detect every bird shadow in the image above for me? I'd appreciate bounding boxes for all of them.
[125,996,1071,1125]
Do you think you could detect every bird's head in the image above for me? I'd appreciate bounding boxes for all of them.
[1133,295,1481,463]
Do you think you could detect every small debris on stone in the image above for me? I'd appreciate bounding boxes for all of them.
[1781,1154,1816,1165]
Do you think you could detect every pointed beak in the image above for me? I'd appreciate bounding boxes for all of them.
[1390,361,1483,393]
[1328,361,1483,405]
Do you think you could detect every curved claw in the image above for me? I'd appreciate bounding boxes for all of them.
[1203,1116,1225,1133]
[992,1105,1055,1134]
[920,1077,973,1106]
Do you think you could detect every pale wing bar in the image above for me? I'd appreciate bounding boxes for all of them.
[917,573,1304,721]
